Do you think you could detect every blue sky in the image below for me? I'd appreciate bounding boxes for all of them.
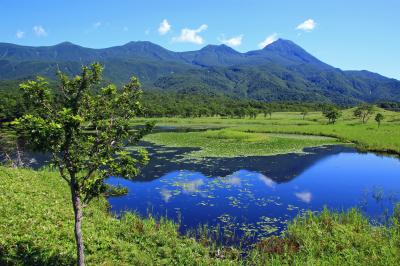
[2,0,399,79]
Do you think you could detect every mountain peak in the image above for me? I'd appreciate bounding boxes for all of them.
[180,44,243,67]
[263,38,301,51]
[121,41,165,49]
[201,44,237,51]
[199,44,241,56]
[105,41,178,61]
[258,38,329,68]
[56,41,77,46]
[124,40,153,45]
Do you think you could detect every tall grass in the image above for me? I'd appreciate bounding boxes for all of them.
[0,166,237,265]
[247,207,400,265]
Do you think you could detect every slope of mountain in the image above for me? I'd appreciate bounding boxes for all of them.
[0,39,399,104]
[245,39,331,68]
[180,44,245,66]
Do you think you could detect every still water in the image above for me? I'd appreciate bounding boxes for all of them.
[3,127,399,244]
[107,142,400,244]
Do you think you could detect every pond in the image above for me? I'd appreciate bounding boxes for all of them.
[3,127,400,245]
[107,140,400,245]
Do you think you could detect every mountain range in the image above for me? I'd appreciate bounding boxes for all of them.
[0,39,399,104]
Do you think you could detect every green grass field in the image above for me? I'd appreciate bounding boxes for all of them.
[2,166,400,265]
[0,166,236,265]
[137,107,400,157]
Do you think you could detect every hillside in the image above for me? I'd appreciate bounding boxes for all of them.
[0,39,399,104]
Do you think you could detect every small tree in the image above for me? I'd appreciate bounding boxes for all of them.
[300,109,309,120]
[353,104,375,123]
[247,108,257,119]
[323,106,341,124]
[263,108,272,119]
[13,63,153,266]
[375,113,384,128]
[233,107,246,119]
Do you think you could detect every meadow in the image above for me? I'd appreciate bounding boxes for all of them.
[137,107,400,157]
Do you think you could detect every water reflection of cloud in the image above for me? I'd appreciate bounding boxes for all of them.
[160,189,172,202]
[295,191,312,203]
[258,174,275,188]
[225,176,241,186]
[181,179,204,193]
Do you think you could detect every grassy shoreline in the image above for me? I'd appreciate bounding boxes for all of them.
[136,108,400,157]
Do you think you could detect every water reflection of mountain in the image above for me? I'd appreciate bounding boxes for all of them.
[135,142,357,183]
[0,126,218,169]
[2,134,356,184]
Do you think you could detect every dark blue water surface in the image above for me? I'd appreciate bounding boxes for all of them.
[107,143,400,243]
[4,126,399,244]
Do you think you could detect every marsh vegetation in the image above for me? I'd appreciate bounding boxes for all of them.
[137,107,400,157]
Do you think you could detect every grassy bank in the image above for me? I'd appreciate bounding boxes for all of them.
[1,166,400,265]
[0,166,237,265]
[247,208,400,265]
[137,107,400,157]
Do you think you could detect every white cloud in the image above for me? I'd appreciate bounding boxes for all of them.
[16,30,25,39]
[93,21,102,29]
[258,33,278,48]
[173,24,208,44]
[33,25,47,37]
[158,19,171,35]
[295,191,312,203]
[219,34,243,47]
[225,175,241,186]
[296,19,316,32]
[181,179,204,193]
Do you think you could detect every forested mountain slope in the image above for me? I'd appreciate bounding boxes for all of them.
[0,39,399,104]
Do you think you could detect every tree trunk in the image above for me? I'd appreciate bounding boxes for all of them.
[71,187,85,266]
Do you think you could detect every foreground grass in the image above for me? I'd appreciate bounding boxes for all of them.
[138,107,400,157]
[0,166,236,265]
[248,208,400,265]
[2,166,400,265]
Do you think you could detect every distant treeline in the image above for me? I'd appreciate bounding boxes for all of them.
[377,102,400,112]
[1,79,399,122]
[0,87,329,122]
[141,89,336,118]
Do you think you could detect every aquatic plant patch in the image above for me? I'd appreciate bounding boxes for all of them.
[143,129,339,158]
